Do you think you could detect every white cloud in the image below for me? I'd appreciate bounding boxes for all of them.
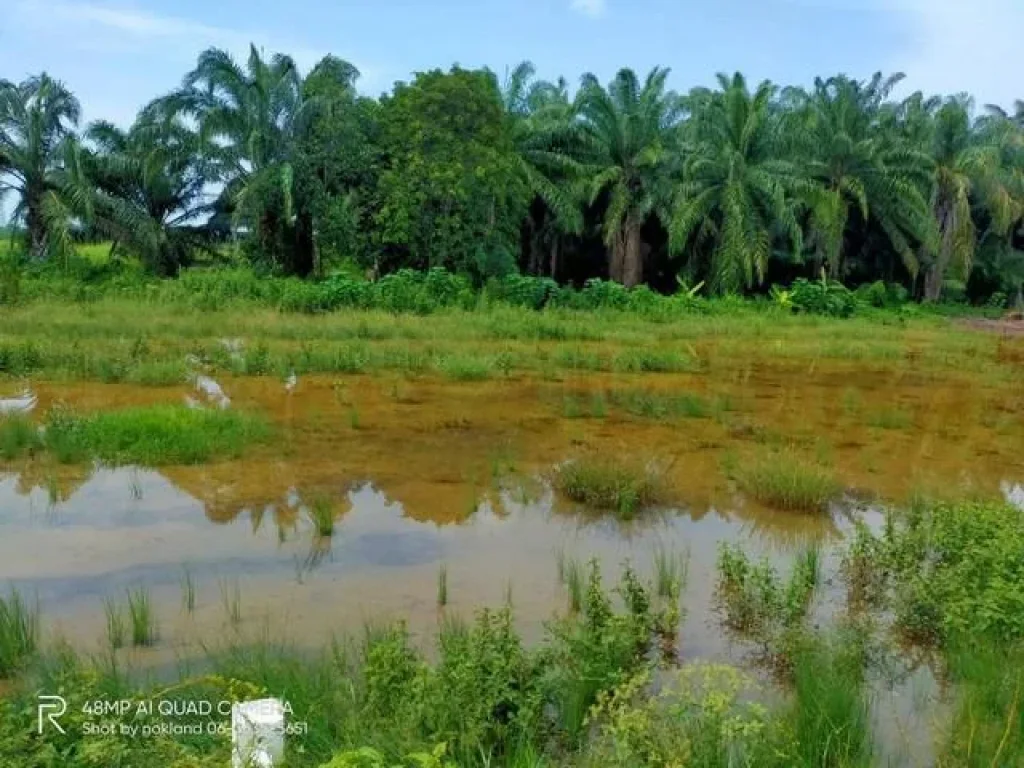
[570,0,606,19]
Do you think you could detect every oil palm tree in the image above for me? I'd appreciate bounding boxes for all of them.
[85,113,211,274]
[790,73,936,280]
[914,98,1022,300]
[495,62,584,276]
[0,74,93,259]
[669,73,805,293]
[575,67,684,286]
[159,46,316,273]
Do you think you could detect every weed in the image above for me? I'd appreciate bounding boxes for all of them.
[560,556,584,614]
[0,591,38,676]
[554,456,667,518]
[653,545,689,600]
[221,579,242,627]
[126,588,156,647]
[437,564,448,607]
[729,450,840,513]
[348,404,361,430]
[104,598,126,649]
[867,406,913,430]
[0,414,43,460]
[181,568,196,615]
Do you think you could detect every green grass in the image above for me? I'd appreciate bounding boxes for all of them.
[607,388,712,419]
[866,406,913,430]
[437,564,448,607]
[553,456,668,518]
[0,591,38,677]
[103,598,126,650]
[729,451,841,513]
[7,404,271,466]
[125,588,155,647]
[221,579,242,627]
[0,414,43,460]
[653,545,688,599]
[558,555,584,613]
[181,568,196,615]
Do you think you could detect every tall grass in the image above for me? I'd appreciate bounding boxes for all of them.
[437,564,448,607]
[0,591,38,676]
[653,545,689,599]
[126,588,155,647]
[181,568,196,615]
[0,414,43,460]
[221,579,242,627]
[553,456,668,518]
[104,598,126,649]
[729,450,841,513]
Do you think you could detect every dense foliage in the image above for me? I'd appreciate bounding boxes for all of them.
[4,53,1024,306]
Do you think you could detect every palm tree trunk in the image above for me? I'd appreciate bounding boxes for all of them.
[609,233,626,283]
[549,239,559,280]
[924,199,954,302]
[25,193,47,259]
[622,217,643,288]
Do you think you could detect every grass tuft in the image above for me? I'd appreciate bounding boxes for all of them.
[0,414,44,460]
[553,456,668,518]
[437,564,448,607]
[126,588,156,647]
[308,496,336,538]
[104,598,126,649]
[729,451,840,513]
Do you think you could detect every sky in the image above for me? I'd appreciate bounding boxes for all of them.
[0,0,1021,127]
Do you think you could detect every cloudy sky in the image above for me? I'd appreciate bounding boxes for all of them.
[0,0,1020,126]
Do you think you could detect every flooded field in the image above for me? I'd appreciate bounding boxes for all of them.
[1,306,1022,766]
[2,362,1021,651]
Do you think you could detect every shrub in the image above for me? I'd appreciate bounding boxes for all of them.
[790,275,860,318]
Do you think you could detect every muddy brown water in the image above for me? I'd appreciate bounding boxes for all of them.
[1,368,1021,765]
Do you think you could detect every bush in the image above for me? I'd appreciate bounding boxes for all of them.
[790,276,860,318]
[855,280,908,309]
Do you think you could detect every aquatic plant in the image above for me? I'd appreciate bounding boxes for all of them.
[729,450,840,513]
[653,545,689,600]
[220,579,242,627]
[103,598,126,649]
[553,457,667,518]
[126,588,156,647]
[437,564,448,607]
[181,568,197,615]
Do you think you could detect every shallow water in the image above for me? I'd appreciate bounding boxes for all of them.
[0,366,1020,764]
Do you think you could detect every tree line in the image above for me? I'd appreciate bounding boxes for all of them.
[2,47,1024,304]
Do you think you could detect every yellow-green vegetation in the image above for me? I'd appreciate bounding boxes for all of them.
[0,405,270,466]
[553,456,668,518]
[729,450,842,512]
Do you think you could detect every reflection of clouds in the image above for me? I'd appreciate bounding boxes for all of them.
[1002,482,1024,511]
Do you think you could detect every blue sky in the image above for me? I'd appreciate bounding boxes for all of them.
[0,0,1021,126]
